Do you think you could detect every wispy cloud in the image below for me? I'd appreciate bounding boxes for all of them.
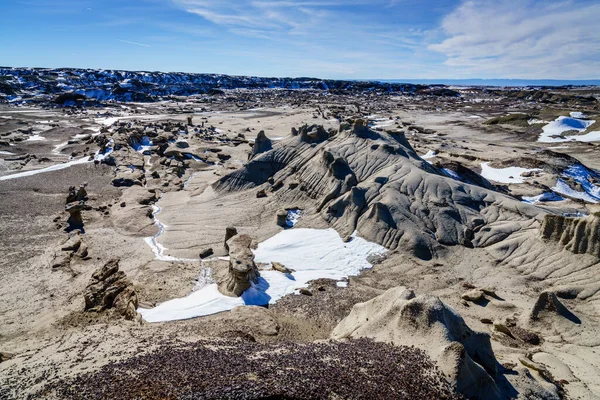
[118,39,151,47]
[429,0,600,79]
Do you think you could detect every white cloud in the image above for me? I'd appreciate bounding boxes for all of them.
[118,39,151,47]
[429,0,600,79]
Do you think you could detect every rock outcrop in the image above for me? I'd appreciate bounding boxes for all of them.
[84,259,139,320]
[540,213,600,258]
[249,130,272,160]
[215,120,543,259]
[332,287,501,399]
[64,183,92,232]
[217,234,260,297]
[528,291,580,325]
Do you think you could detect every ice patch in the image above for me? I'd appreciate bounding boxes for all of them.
[143,203,197,263]
[570,112,586,119]
[138,228,387,322]
[480,162,541,184]
[0,151,14,155]
[442,168,460,180]
[0,155,91,181]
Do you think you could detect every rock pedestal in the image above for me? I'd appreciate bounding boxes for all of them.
[218,234,260,297]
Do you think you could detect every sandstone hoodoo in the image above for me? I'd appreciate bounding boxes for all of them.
[217,234,260,297]
[84,259,139,321]
[64,184,92,232]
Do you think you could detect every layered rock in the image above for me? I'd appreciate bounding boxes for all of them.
[84,259,139,320]
[217,234,260,297]
[215,120,543,259]
[540,213,600,258]
[64,183,92,232]
[332,287,501,400]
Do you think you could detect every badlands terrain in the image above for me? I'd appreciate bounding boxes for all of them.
[1,68,600,399]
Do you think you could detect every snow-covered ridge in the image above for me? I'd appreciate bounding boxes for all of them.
[0,67,451,105]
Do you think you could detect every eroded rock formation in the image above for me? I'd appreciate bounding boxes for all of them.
[540,213,600,258]
[332,287,501,399]
[215,120,543,259]
[64,183,93,232]
[217,234,260,297]
[249,130,272,160]
[84,259,139,320]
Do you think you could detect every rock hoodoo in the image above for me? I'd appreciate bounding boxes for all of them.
[249,130,272,160]
[64,183,91,232]
[217,234,260,297]
[83,259,139,320]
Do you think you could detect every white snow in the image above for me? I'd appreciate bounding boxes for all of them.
[421,150,437,160]
[286,209,302,227]
[0,139,113,181]
[570,112,586,119]
[442,168,460,180]
[138,228,387,322]
[480,162,541,184]
[0,151,14,155]
[0,156,91,181]
[25,134,46,141]
[539,116,597,143]
[522,192,564,204]
[550,164,600,203]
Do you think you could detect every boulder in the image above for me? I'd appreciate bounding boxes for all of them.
[65,201,91,232]
[83,259,139,320]
[112,170,145,187]
[272,261,291,274]
[275,209,288,227]
[224,226,238,252]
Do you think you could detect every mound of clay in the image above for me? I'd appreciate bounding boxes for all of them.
[248,130,272,160]
[216,234,260,297]
[83,259,139,320]
[540,214,600,257]
[332,287,500,399]
[215,120,543,259]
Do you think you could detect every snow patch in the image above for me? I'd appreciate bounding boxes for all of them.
[138,228,387,322]
[480,162,541,184]
[522,192,564,204]
[539,116,597,143]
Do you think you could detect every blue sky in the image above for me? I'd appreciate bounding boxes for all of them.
[1,0,599,79]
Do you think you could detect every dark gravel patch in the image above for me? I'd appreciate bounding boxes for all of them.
[42,338,462,400]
